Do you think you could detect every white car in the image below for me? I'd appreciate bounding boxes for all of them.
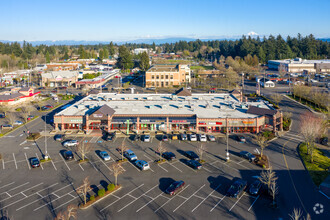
[144,135,150,142]
[207,135,216,142]
[14,120,23,125]
[190,134,197,141]
[63,140,79,147]
[199,134,207,142]
[99,151,111,161]
[135,160,150,171]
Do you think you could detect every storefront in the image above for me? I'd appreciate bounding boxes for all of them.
[139,117,167,131]
[170,117,196,131]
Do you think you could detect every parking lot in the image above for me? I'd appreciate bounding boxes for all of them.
[0,133,269,220]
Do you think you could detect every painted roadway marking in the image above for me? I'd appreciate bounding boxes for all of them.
[136,192,164,213]
[0,182,15,190]
[100,184,145,212]
[117,185,158,212]
[191,184,221,212]
[282,139,307,213]
[24,153,31,170]
[173,184,205,212]
[12,153,18,169]
[248,195,260,211]
[210,195,226,212]
[229,192,245,211]
[59,153,71,171]
[35,153,44,170]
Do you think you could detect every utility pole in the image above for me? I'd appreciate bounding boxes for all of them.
[225,114,230,161]
[44,115,48,159]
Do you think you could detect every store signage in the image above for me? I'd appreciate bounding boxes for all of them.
[93,114,103,118]
[242,121,254,124]
[216,122,223,125]
[141,119,150,122]
[208,122,216,125]
[198,122,206,125]
[156,120,165,122]
[70,119,82,122]
[172,120,187,123]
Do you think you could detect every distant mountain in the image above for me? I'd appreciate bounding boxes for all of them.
[319,38,330,42]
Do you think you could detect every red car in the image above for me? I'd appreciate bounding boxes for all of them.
[165,180,185,195]
[27,115,34,121]
[45,105,53,108]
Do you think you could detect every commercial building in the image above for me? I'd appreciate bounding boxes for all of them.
[75,69,120,89]
[145,64,191,87]
[46,63,81,71]
[134,48,149,55]
[268,58,330,73]
[54,89,282,134]
[0,87,40,105]
[41,71,79,87]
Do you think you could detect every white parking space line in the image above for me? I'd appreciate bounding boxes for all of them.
[237,160,246,164]
[24,153,31,170]
[68,193,76,198]
[192,184,221,212]
[210,194,222,200]
[202,166,212,173]
[143,154,154,163]
[136,192,164,212]
[117,185,158,212]
[59,153,70,171]
[127,161,141,172]
[50,158,57,171]
[101,184,145,212]
[0,182,15,190]
[193,195,205,200]
[5,192,11,197]
[21,192,27,198]
[2,159,4,169]
[35,153,43,170]
[127,194,138,199]
[12,153,18,169]
[2,182,29,194]
[177,195,188,200]
[166,162,182,173]
[173,184,205,212]
[177,161,197,173]
[52,193,60,199]
[157,164,168,172]
[248,195,260,211]
[210,195,226,212]
[154,184,190,213]
[85,156,97,171]
[229,193,245,211]
[96,156,112,172]
[74,157,85,171]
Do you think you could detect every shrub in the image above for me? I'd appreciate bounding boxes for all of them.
[107,184,115,191]
[98,189,105,197]
[90,195,95,201]
[26,132,41,140]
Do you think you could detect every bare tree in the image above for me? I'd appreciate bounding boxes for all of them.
[270,93,282,107]
[21,103,34,123]
[289,208,302,220]
[269,181,278,207]
[300,112,323,163]
[111,162,125,186]
[77,177,91,205]
[119,138,127,161]
[6,112,16,126]
[55,204,78,220]
[255,134,269,157]
[157,142,166,160]
[0,105,10,117]
[196,144,206,161]
[76,142,92,161]
[259,166,278,194]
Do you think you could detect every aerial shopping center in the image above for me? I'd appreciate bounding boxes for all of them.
[53,88,283,134]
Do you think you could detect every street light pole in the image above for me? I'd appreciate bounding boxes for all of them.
[225,115,230,161]
[44,115,48,159]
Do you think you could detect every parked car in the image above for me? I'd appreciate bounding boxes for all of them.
[143,135,150,142]
[181,134,187,141]
[227,179,247,198]
[1,124,13,129]
[135,160,150,170]
[320,137,328,146]
[27,115,34,121]
[162,152,176,161]
[198,134,207,142]
[171,134,178,140]
[63,150,74,160]
[104,133,114,141]
[0,113,5,118]
[207,135,216,142]
[189,134,197,141]
[30,157,40,168]
[62,140,79,147]
[14,120,23,125]
[162,135,169,141]
[124,149,138,161]
[165,180,185,195]
[249,179,262,195]
[99,151,111,161]
[187,160,202,170]
[239,151,256,162]
[184,151,200,160]
[238,136,246,143]
[54,134,65,141]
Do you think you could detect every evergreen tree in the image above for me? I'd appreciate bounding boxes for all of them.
[139,52,150,71]
[109,41,115,57]
[63,52,69,60]
[118,45,134,70]
[46,51,50,63]
[257,46,266,63]
[152,42,156,51]
[103,47,109,59]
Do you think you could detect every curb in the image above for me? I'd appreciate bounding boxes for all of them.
[283,95,318,114]
[0,116,40,139]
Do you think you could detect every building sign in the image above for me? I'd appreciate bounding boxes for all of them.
[141,119,150,122]
[70,119,82,123]
[242,121,254,124]
[172,120,187,123]
[216,122,223,125]
[93,114,103,118]
[198,122,206,125]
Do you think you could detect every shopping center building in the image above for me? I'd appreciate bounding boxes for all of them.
[53,89,282,134]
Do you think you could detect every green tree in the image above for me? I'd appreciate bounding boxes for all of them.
[109,41,115,57]
[78,45,86,59]
[45,51,50,63]
[118,45,134,71]
[139,51,150,71]
[103,47,109,59]
[63,52,69,60]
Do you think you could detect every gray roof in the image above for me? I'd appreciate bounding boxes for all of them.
[91,104,116,116]
[247,106,277,116]
[0,93,23,101]
[175,88,191,96]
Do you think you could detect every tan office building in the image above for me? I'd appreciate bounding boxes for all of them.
[145,64,191,87]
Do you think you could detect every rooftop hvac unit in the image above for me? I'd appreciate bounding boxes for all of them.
[147,97,153,100]
[124,97,129,100]
[178,104,183,109]
[257,104,261,108]
[198,97,203,100]
[111,98,116,100]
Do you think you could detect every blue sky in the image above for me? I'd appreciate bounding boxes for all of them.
[1,0,330,41]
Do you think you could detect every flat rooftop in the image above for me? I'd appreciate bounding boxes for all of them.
[269,58,330,65]
[56,93,273,119]
[147,65,179,73]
